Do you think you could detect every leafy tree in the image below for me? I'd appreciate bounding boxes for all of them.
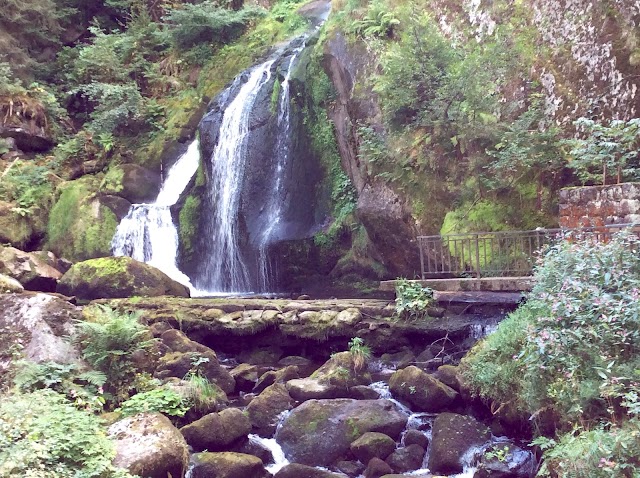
[567,117,640,185]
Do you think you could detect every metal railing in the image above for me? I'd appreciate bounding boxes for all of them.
[418,224,639,279]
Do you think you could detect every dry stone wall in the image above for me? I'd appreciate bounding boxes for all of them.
[559,183,640,228]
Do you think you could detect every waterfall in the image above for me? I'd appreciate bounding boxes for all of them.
[111,139,200,289]
[257,41,307,292]
[194,60,276,294]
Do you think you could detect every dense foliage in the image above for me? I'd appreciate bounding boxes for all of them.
[0,389,133,478]
[461,232,640,477]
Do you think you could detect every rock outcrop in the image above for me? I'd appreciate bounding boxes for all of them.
[180,408,252,451]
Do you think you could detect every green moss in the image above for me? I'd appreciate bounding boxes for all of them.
[178,194,201,263]
[47,177,118,261]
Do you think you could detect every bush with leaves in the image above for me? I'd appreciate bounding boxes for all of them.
[118,387,189,417]
[0,389,134,478]
[13,361,106,413]
[461,231,640,476]
[348,337,372,372]
[73,306,153,402]
[0,160,53,211]
[394,278,434,320]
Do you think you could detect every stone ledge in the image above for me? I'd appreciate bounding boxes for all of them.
[379,277,533,293]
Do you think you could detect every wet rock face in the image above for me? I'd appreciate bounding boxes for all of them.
[356,183,421,278]
[428,412,491,475]
[180,408,251,451]
[276,398,407,467]
[57,256,190,300]
[108,412,189,478]
[247,383,295,436]
[388,366,458,412]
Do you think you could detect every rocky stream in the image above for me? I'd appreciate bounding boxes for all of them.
[0,288,537,478]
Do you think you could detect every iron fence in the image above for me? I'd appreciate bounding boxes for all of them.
[418,224,639,279]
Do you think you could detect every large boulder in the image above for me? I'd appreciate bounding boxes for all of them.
[276,399,407,467]
[190,452,266,478]
[428,413,491,475]
[356,182,421,277]
[57,256,189,299]
[247,383,295,436]
[0,246,64,292]
[389,366,457,412]
[0,293,81,384]
[108,412,189,478]
[180,408,251,451]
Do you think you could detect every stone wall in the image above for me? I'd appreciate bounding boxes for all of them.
[558,183,640,228]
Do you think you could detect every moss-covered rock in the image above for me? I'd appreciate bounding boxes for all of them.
[0,201,46,249]
[230,363,259,392]
[57,256,189,300]
[428,412,491,475]
[388,366,457,413]
[276,398,407,467]
[350,432,396,464]
[108,412,189,478]
[190,452,266,478]
[46,177,118,262]
[180,408,252,451]
[246,383,295,436]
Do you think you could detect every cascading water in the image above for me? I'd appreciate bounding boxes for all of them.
[111,139,200,289]
[194,60,276,294]
[257,40,307,292]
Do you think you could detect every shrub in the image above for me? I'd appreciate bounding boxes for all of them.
[348,337,371,371]
[535,419,640,478]
[13,361,106,413]
[0,389,133,477]
[118,387,189,417]
[394,278,434,320]
[461,231,640,475]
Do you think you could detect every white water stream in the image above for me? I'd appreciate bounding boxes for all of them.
[111,139,200,290]
[196,60,276,294]
[257,41,307,291]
